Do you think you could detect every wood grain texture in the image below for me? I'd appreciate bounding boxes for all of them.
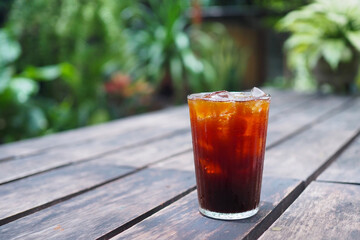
[0,106,189,161]
[0,152,196,240]
[114,177,303,240]
[266,95,349,148]
[0,132,192,223]
[259,182,360,240]
[0,94,347,185]
[265,88,314,118]
[0,122,190,184]
[0,95,347,221]
[317,134,360,184]
[264,99,360,184]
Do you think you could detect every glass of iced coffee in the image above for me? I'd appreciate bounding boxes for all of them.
[188,88,270,220]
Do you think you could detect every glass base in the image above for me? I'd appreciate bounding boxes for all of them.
[199,207,259,220]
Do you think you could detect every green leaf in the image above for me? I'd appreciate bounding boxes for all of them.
[89,108,110,125]
[9,77,38,103]
[28,106,48,134]
[326,12,347,26]
[169,56,183,91]
[321,40,346,70]
[182,50,203,74]
[60,63,80,90]
[347,31,360,51]
[0,67,13,93]
[284,34,317,51]
[22,65,61,81]
[0,30,21,67]
[175,32,189,50]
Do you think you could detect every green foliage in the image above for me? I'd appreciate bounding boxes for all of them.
[7,0,138,101]
[253,0,308,12]
[127,1,245,100]
[1,0,246,143]
[0,29,46,142]
[189,24,246,92]
[277,0,360,90]
[125,0,202,100]
[0,29,110,143]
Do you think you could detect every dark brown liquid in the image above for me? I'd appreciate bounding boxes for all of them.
[188,96,270,213]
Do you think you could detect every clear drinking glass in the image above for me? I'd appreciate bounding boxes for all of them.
[188,89,271,220]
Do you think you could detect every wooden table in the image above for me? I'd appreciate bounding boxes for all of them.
[0,89,359,239]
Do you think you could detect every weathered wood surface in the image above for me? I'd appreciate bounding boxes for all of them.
[259,182,360,240]
[0,95,348,224]
[264,88,315,118]
[264,99,360,184]
[115,177,304,240]
[0,123,189,185]
[0,94,348,185]
[0,91,359,240]
[317,134,360,184]
[0,132,192,223]
[0,153,196,239]
[0,106,188,161]
[266,95,349,148]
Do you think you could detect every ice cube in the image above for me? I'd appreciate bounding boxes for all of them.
[251,87,266,98]
[204,90,228,98]
[204,90,235,101]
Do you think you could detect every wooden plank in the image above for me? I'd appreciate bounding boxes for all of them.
[259,182,360,240]
[265,88,315,118]
[263,99,360,184]
[0,150,304,240]
[0,106,189,161]
[0,152,196,239]
[0,122,190,185]
[266,95,349,148]
[317,134,360,184]
[0,89,306,161]
[0,132,192,223]
[114,178,304,240]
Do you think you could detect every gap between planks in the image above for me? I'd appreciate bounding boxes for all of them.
[96,186,197,240]
[316,180,360,186]
[256,129,360,238]
[0,106,188,162]
[0,128,190,186]
[0,148,192,226]
[306,129,360,186]
[266,96,355,149]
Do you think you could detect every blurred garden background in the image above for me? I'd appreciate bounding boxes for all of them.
[1,0,360,143]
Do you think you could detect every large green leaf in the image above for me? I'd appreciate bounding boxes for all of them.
[284,34,318,50]
[9,77,38,103]
[321,40,346,70]
[169,56,183,91]
[0,67,13,93]
[347,31,360,51]
[175,32,190,50]
[0,30,21,67]
[22,65,61,81]
[182,50,203,74]
[27,105,48,134]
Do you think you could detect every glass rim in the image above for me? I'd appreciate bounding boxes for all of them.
[187,91,271,102]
